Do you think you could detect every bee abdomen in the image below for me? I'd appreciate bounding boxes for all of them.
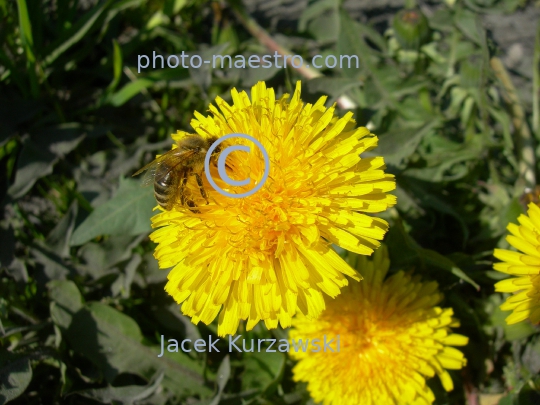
[154,168,177,210]
[154,189,170,203]
[154,179,169,195]
[154,186,175,210]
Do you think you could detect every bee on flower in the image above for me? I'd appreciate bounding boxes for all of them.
[147,81,396,336]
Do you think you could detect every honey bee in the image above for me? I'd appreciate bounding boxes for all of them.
[132,134,222,211]
[519,185,540,210]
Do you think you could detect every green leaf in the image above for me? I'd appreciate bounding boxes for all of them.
[75,234,146,279]
[70,371,165,405]
[298,0,340,43]
[0,299,6,336]
[498,393,517,405]
[517,383,540,404]
[45,201,78,258]
[454,7,481,45]
[522,335,540,375]
[336,11,366,79]
[70,178,156,246]
[107,78,155,107]
[387,221,480,289]
[8,124,99,199]
[0,350,33,404]
[65,302,210,397]
[490,304,536,341]
[30,243,78,281]
[15,0,38,98]
[15,0,34,62]
[377,119,441,168]
[398,175,469,242]
[48,280,84,331]
[305,77,362,103]
[106,39,123,94]
[241,351,286,396]
[7,139,56,199]
[208,356,230,405]
[188,43,230,91]
[419,249,479,290]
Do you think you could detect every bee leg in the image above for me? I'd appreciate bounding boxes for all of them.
[186,199,200,214]
[194,172,209,204]
[178,170,188,207]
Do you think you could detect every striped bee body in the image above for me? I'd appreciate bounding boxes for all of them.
[154,163,180,210]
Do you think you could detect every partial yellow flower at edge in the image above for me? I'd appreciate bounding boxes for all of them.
[150,81,397,337]
[289,245,468,405]
[493,202,540,325]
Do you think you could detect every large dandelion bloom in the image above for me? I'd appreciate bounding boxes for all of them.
[289,246,468,405]
[150,81,396,336]
[493,202,540,325]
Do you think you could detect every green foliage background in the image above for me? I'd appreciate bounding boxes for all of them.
[1,0,540,403]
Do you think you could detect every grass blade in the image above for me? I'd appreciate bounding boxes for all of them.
[43,0,111,67]
[16,0,38,98]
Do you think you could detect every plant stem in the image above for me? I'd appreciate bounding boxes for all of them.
[227,1,357,109]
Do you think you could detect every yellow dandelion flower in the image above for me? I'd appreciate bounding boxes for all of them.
[150,81,396,337]
[493,202,540,325]
[289,245,468,405]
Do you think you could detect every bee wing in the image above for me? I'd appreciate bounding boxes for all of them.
[139,164,158,187]
[132,149,177,187]
[132,148,198,187]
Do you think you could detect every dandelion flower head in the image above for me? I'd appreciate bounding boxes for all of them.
[150,81,396,336]
[493,202,540,325]
[289,246,468,405]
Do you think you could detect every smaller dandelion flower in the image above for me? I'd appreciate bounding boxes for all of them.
[493,202,540,325]
[288,245,468,405]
